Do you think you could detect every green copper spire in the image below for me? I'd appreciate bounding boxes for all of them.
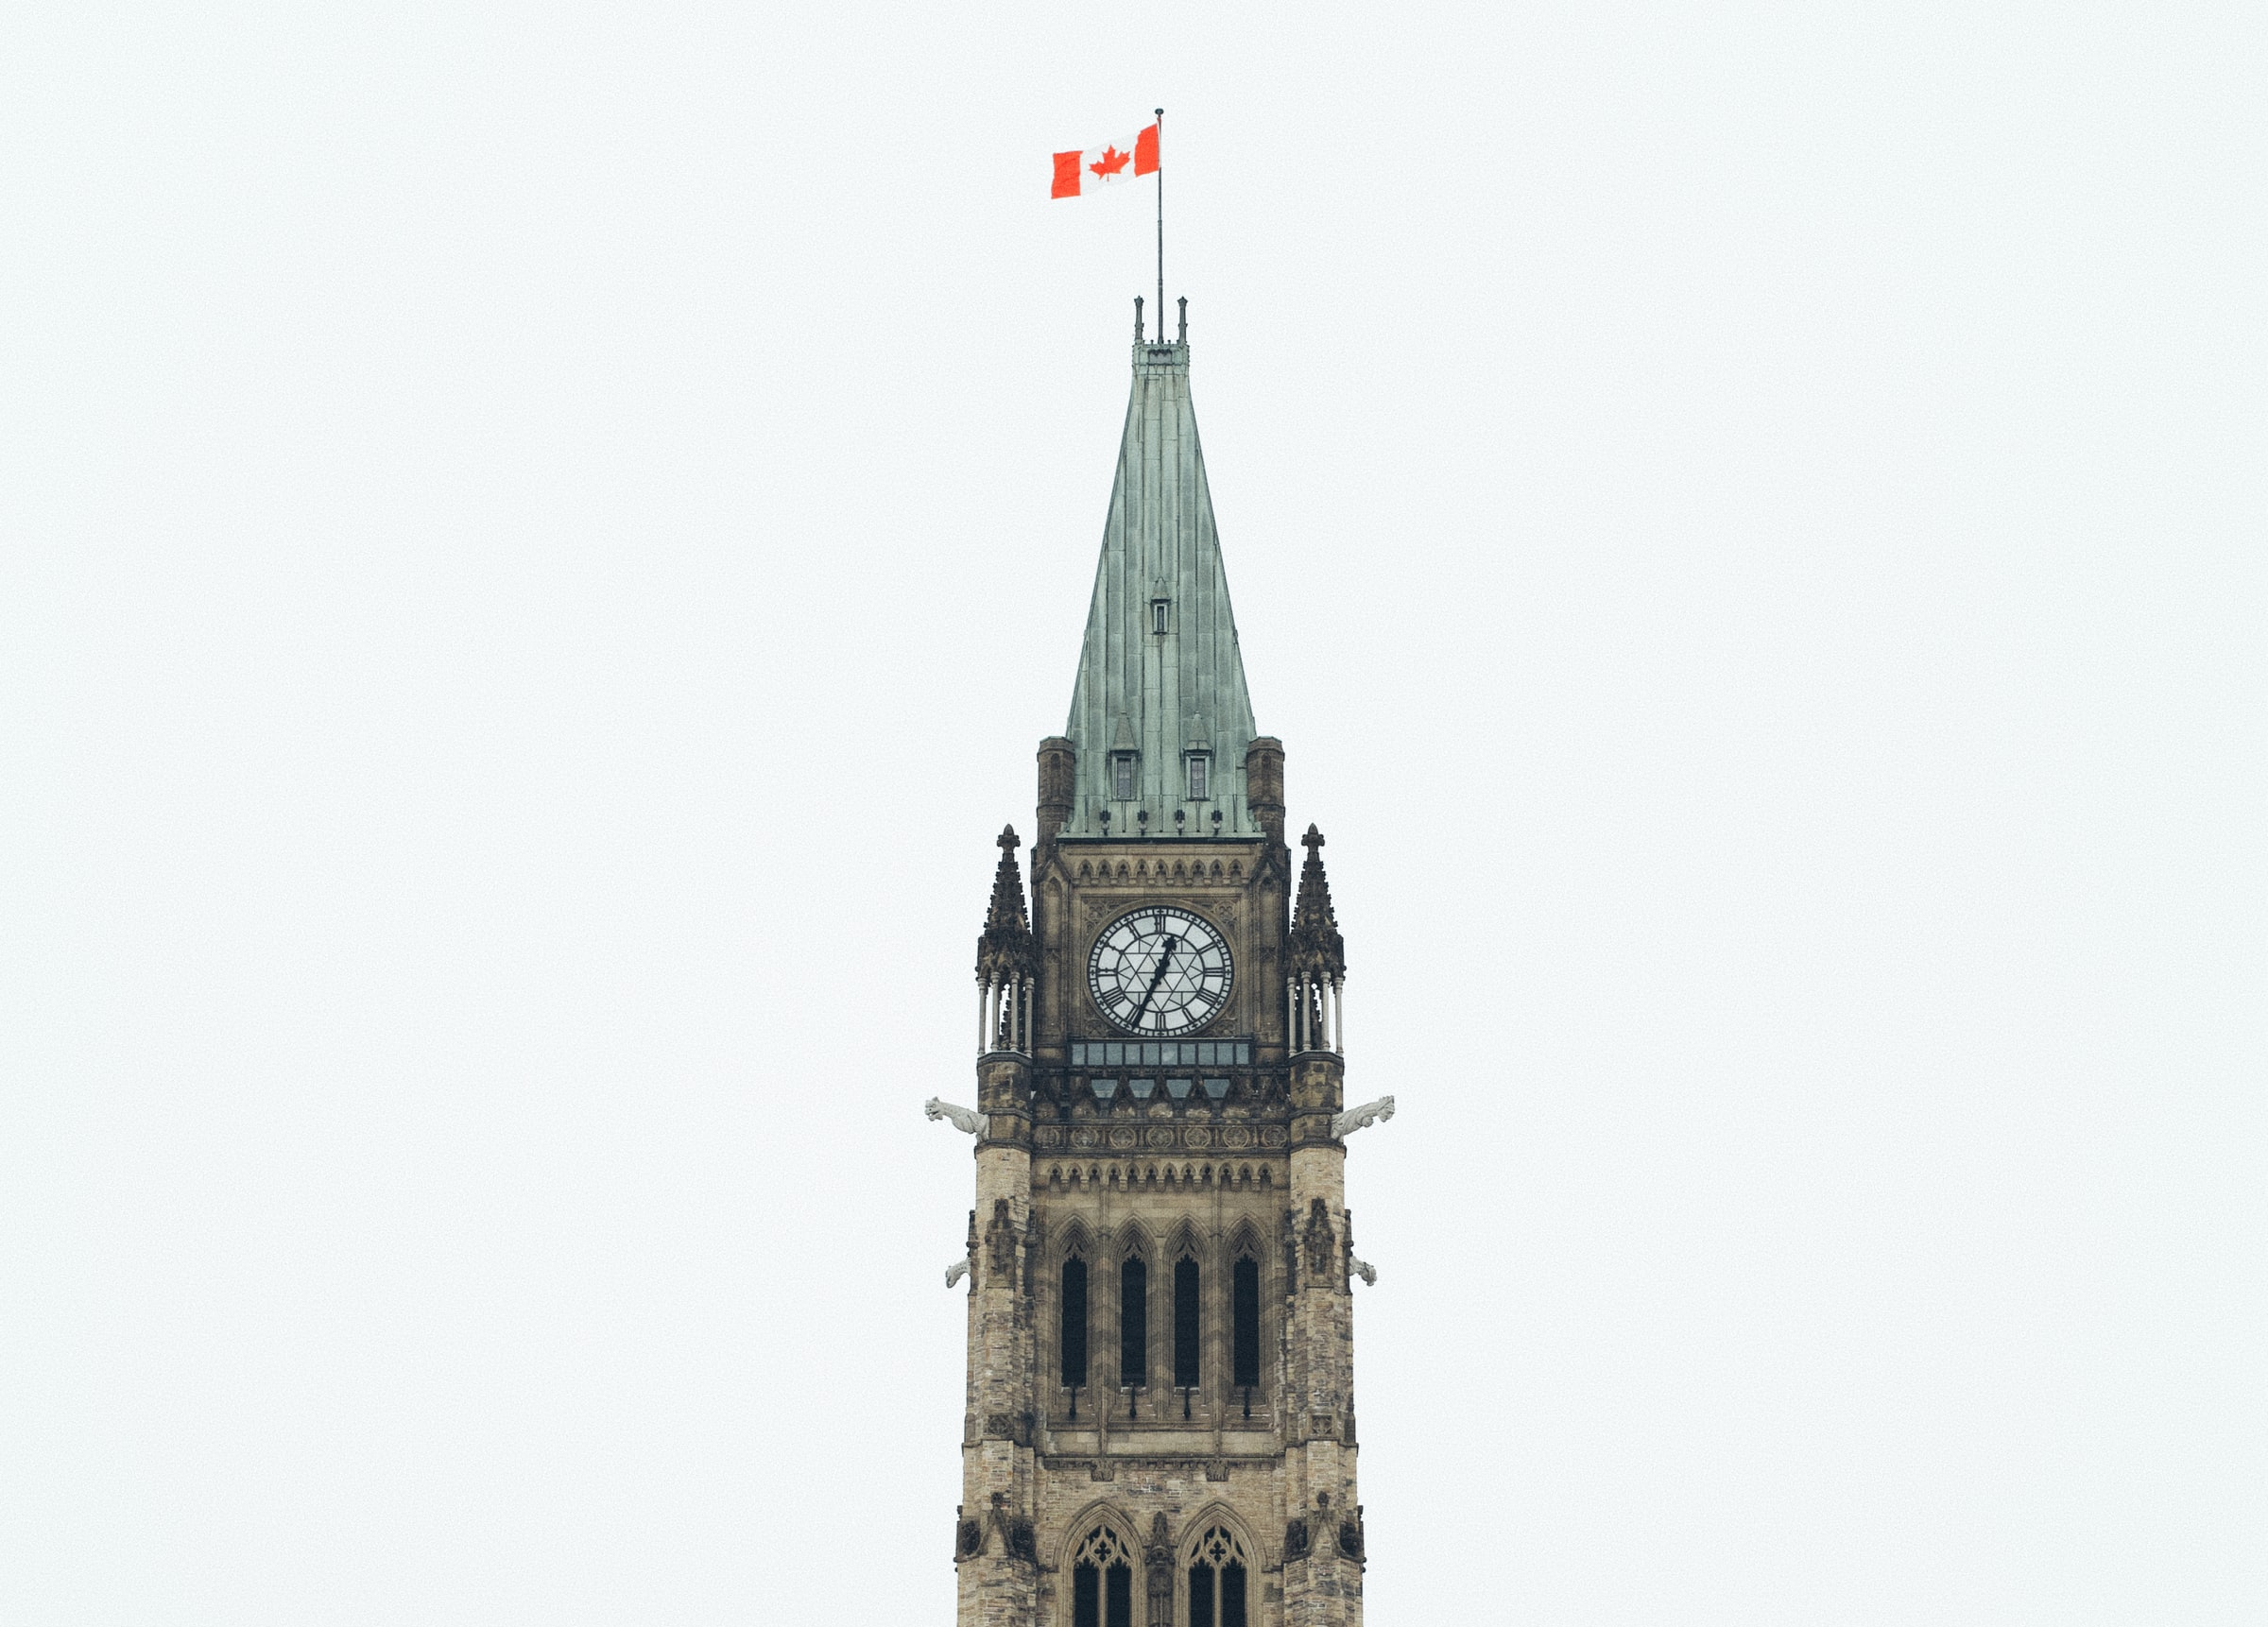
[1058,329,1260,842]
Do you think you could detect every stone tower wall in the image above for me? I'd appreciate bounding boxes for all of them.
[957,1053,1040,1627]
[951,809,1366,1624]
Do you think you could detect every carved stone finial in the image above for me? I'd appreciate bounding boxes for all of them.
[1134,295,1144,341]
[974,832,1036,985]
[1290,826,1346,981]
[1177,295,1187,342]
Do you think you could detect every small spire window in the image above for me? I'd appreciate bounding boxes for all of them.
[1151,598,1171,635]
[1111,753,1137,801]
[1186,754,1211,801]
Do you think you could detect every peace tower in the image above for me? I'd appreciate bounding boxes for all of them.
[929,307,1393,1627]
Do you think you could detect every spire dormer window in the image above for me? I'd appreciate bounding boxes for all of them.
[1111,753,1137,801]
[1151,598,1170,635]
[1186,753,1211,801]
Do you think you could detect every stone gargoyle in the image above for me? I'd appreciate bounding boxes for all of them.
[1331,1094,1395,1138]
[924,1097,982,1135]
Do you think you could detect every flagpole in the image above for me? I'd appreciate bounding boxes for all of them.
[1155,108,1165,341]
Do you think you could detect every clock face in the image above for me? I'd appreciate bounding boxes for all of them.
[1088,906,1234,1036]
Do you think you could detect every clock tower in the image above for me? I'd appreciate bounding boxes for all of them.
[932,310,1391,1627]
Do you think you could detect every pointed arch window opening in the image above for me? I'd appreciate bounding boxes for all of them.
[1187,1525,1249,1627]
[1119,1253,1148,1392]
[1072,1525,1136,1627]
[1173,1254,1201,1402]
[1231,1253,1261,1397]
[1060,1254,1090,1412]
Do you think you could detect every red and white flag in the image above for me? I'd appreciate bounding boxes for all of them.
[1051,122,1160,198]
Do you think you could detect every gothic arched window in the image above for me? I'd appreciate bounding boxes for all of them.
[1186,1524,1248,1627]
[1231,1253,1260,1390]
[1173,1256,1201,1390]
[1072,1524,1134,1627]
[1119,1254,1147,1388]
[1061,1255,1089,1391]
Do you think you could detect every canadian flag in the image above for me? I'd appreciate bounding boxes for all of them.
[1051,123,1160,198]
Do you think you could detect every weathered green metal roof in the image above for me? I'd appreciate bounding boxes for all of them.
[1059,337,1261,841]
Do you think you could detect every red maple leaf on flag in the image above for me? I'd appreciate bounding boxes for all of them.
[1090,145,1132,180]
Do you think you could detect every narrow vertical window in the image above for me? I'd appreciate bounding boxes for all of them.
[1187,754,1210,800]
[1106,1561,1132,1627]
[1152,598,1170,634]
[1232,1255,1260,1389]
[1174,1257,1201,1389]
[1074,1563,1098,1627]
[1112,753,1136,800]
[1060,1256,1089,1389]
[1119,1256,1147,1388]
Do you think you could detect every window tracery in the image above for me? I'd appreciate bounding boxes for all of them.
[1072,1524,1135,1627]
[1185,1524,1248,1627]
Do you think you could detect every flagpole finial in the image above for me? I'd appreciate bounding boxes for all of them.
[1134,296,1144,342]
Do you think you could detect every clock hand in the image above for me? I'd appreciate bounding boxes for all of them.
[1127,935,1178,1026]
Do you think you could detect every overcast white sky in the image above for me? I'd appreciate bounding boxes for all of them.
[5,4,2264,1623]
